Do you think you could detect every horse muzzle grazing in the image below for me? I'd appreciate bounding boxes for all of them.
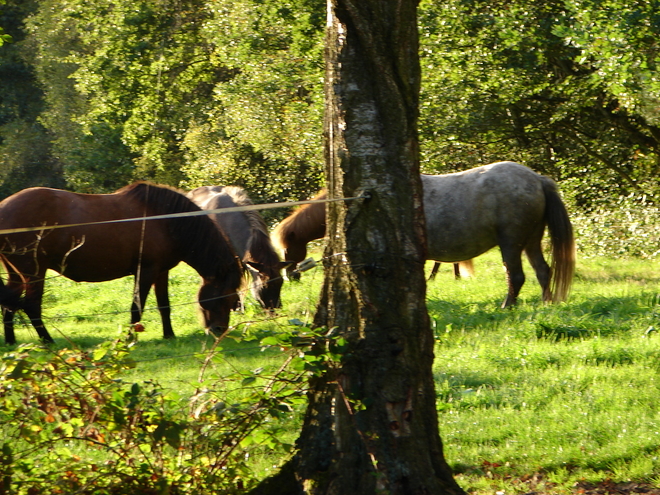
[198,281,239,337]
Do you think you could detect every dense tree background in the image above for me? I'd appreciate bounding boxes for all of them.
[1,0,659,218]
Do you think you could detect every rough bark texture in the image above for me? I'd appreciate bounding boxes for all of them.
[250,1,466,494]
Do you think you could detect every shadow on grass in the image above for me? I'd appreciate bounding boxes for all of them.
[427,297,540,336]
[428,292,657,340]
[0,324,279,364]
[450,439,660,480]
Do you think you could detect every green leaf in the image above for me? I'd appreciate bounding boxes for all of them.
[241,375,257,387]
[93,347,108,361]
[260,336,280,346]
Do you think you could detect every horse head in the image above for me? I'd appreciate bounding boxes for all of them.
[244,260,293,311]
[197,276,241,337]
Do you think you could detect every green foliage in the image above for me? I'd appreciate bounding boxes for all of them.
[181,0,325,206]
[3,0,659,211]
[0,0,65,197]
[0,0,11,46]
[0,332,314,494]
[15,0,325,200]
[0,29,10,45]
[418,0,660,206]
[569,192,660,259]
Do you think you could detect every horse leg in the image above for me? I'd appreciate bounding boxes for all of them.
[0,276,20,345]
[499,244,525,308]
[153,271,175,339]
[3,308,16,345]
[131,274,153,332]
[22,277,54,344]
[525,241,552,303]
[427,262,441,281]
[453,263,461,279]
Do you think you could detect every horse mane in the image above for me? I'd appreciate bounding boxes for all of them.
[272,189,327,252]
[117,182,241,285]
[220,186,281,270]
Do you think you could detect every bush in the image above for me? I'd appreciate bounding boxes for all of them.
[569,194,660,259]
[0,335,308,494]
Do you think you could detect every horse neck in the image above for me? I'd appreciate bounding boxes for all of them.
[183,231,240,281]
[213,211,251,258]
[299,202,327,243]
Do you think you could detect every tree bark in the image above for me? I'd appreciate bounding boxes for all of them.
[250,1,465,493]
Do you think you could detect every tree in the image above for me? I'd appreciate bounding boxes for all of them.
[251,1,465,493]
[0,0,65,198]
[417,0,660,207]
[0,0,12,46]
[21,0,326,201]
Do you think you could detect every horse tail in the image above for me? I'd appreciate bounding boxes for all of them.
[458,259,475,278]
[542,178,575,302]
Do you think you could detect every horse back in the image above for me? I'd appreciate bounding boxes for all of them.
[0,187,178,281]
[188,186,281,273]
[422,162,547,261]
[188,186,252,257]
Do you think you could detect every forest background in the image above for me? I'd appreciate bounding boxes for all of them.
[1,0,660,255]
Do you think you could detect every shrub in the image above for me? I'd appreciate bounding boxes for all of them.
[0,336,308,494]
[569,194,660,259]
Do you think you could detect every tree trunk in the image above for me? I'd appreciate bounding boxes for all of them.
[250,1,465,493]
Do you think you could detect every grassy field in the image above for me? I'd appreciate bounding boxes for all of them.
[2,248,660,493]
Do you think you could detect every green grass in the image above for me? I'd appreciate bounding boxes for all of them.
[2,249,660,493]
[428,251,660,493]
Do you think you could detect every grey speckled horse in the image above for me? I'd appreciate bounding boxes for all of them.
[422,161,575,307]
[188,186,290,310]
[274,162,575,307]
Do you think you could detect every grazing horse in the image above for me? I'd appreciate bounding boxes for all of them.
[272,190,327,281]
[423,161,575,306]
[0,182,243,345]
[274,162,575,307]
[272,190,473,282]
[187,185,290,310]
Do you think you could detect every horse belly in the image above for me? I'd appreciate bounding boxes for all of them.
[45,224,172,283]
[423,185,497,262]
[425,223,497,262]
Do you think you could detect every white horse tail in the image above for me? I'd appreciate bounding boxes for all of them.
[541,178,575,302]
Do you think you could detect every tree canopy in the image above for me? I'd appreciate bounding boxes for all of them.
[1,0,659,212]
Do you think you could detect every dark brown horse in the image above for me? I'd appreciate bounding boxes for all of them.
[272,190,473,282]
[0,182,243,345]
[274,162,575,307]
[187,185,290,310]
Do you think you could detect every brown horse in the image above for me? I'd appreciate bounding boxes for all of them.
[272,190,327,281]
[0,182,243,345]
[272,190,473,282]
[274,162,575,307]
[187,185,290,310]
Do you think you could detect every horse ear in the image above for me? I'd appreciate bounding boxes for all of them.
[244,261,265,275]
[278,261,295,271]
